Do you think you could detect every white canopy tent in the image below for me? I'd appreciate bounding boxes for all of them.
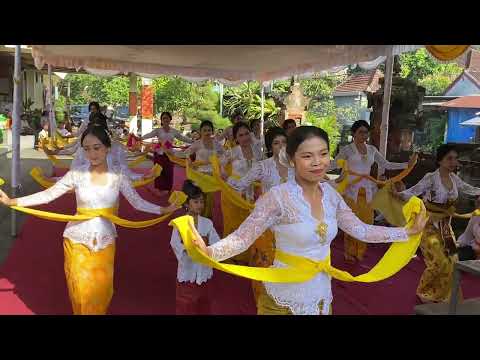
[31,45,422,84]
[8,44,467,235]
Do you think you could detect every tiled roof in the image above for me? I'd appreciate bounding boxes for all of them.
[441,95,480,109]
[334,69,383,94]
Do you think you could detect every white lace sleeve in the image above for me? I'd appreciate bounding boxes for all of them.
[373,147,408,171]
[208,190,282,261]
[453,174,480,197]
[119,173,164,214]
[174,129,194,144]
[140,128,158,141]
[185,141,201,157]
[336,192,408,243]
[206,220,221,246]
[215,141,225,157]
[170,228,187,261]
[227,161,263,192]
[220,149,232,167]
[16,171,75,207]
[398,173,432,201]
[330,145,349,170]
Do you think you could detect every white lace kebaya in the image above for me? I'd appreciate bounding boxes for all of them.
[185,139,225,174]
[207,179,409,315]
[398,169,480,228]
[227,156,295,194]
[16,164,167,252]
[170,215,220,285]
[222,142,264,200]
[141,128,192,155]
[331,143,408,202]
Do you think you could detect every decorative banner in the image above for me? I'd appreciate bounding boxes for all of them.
[425,45,470,61]
[141,85,154,119]
[129,92,137,116]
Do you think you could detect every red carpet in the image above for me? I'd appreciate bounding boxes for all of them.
[0,165,479,315]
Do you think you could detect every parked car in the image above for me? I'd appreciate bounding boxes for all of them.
[70,105,90,127]
[112,105,129,128]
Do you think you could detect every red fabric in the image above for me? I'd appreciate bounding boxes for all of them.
[153,153,174,191]
[175,281,212,315]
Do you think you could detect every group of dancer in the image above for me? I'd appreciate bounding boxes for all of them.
[1,102,479,315]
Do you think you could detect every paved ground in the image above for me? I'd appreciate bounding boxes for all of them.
[0,146,69,265]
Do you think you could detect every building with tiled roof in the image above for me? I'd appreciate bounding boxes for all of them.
[332,69,383,129]
[444,48,480,96]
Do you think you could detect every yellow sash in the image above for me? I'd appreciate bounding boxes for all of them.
[335,158,417,195]
[170,194,424,283]
[10,190,186,228]
[371,183,480,228]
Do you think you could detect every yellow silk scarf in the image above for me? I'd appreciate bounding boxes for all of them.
[169,194,425,283]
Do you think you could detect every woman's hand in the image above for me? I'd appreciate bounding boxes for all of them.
[163,203,181,214]
[0,189,14,206]
[405,207,429,236]
[189,219,210,256]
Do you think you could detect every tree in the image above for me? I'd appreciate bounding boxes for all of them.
[223,81,280,121]
[304,111,341,156]
[399,48,462,94]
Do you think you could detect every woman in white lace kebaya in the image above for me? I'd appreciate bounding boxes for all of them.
[226,126,294,301]
[227,127,294,195]
[395,144,480,303]
[191,126,428,315]
[170,180,220,314]
[181,120,224,219]
[141,111,193,195]
[331,120,416,263]
[220,122,264,264]
[221,122,264,202]
[0,125,179,315]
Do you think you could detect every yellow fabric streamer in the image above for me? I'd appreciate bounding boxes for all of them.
[169,195,424,283]
[169,191,188,207]
[10,205,174,228]
[185,161,220,193]
[30,164,163,189]
[210,155,255,211]
[30,167,56,189]
[372,183,480,229]
[127,154,148,168]
[335,157,417,195]
[0,178,4,186]
[425,45,470,61]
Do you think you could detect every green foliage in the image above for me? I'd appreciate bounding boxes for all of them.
[223,81,280,121]
[418,74,456,96]
[399,48,462,95]
[304,111,341,156]
[62,73,129,106]
[152,76,194,113]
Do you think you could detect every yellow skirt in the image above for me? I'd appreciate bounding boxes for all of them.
[256,283,332,315]
[343,188,373,262]
[221,192,251,265]
[63,238,115,315]
[201,192,214,220]
[249,230,276,303]
[416,223,461,303]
